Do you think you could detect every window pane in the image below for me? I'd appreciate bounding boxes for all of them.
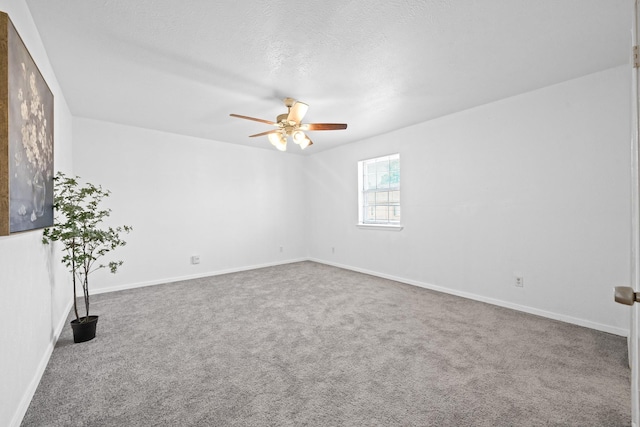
[376,161,389,189]
[389,190,400,203]
[389,169,400,187]
[366,206,375,221]
[367,174,377,189]
[363,160,374,175]
[366,192,376,203]
[375,206,389,221]
[362,163,369,176]
[390,206,401,222]
[378,173,389,189]
[376,160,389,175]
[375,191,389,203]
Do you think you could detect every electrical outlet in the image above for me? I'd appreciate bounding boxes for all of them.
[332,247,335,254]
[515,275,524,287]
[190,255,200,265]
[279,246,283,253]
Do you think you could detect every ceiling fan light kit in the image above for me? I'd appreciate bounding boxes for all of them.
[230,98,347,151]
[268,132,287,151]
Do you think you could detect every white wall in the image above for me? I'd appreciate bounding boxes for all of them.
[0,1,74,426]
[307,66,631,335]
[72,118,308,292]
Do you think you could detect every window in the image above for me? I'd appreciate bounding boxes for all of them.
[358,153,400,226]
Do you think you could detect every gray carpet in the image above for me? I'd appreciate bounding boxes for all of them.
[22,261,630,426]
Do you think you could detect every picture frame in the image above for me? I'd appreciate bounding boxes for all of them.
[0,12,54,235]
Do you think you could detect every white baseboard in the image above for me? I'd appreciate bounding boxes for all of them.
[309,258,629,337]
[11,298,73,427]
[91,258,308,295]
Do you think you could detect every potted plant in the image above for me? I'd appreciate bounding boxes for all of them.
[42,172,132,343]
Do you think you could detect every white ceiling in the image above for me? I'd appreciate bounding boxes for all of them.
[25,0,631,154]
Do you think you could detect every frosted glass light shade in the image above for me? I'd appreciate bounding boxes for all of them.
[299,136,312,150]
[268,132,287,151]
[292,130,305,144]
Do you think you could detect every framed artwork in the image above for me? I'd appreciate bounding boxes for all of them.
[0,12,54,235]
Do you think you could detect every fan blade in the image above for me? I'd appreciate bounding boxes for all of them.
[301,123,348,131]
[287,101,309,124]
[249,129,282,138]
[230,114,277,126]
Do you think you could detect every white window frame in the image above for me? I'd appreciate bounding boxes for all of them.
[357,153,403,230]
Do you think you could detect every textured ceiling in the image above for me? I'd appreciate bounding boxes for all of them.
[25,0,631,154]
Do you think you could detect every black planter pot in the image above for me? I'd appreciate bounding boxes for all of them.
[70,315,99,343]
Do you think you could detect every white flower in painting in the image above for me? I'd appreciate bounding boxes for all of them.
[17,88,23,101]
[21,126,32,163]
[20,100,28,120]
[30,210,36,222]
[30,123,35,138]
[18,205,26,215]
[29,72,36,94]
[21,62,26,79]
[30,99,39,116]
[29,123,37,146]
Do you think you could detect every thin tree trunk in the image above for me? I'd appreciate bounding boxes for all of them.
[72,242,79,321]
[83,274,90,320]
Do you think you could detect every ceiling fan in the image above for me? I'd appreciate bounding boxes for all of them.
[230,98,347,151]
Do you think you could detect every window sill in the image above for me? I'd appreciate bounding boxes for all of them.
[357,224,404,231]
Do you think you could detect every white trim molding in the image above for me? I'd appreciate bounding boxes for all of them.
[356,224,404,231]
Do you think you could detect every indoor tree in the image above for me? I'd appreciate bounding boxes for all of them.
[42,172,132,324]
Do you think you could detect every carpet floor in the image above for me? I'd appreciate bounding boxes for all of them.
[22,261,630,426]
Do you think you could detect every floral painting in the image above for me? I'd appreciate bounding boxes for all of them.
[2,14,54,234]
